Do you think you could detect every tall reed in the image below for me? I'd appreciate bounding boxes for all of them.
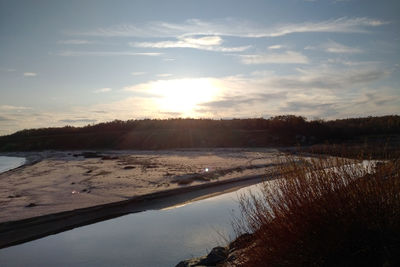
[234,156,400,266]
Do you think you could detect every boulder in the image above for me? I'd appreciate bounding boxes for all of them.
[176,246,228,267]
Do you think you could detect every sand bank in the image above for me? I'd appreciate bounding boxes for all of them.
[0,148,284,224]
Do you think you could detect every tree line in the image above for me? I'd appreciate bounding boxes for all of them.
[0,115,399,151]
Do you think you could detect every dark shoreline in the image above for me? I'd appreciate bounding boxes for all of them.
[0,173,278,249]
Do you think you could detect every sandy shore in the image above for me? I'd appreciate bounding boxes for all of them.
[0,148,285,224]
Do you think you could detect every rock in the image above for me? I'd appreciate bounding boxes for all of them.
[176,246,228,267]
[176,234,255,267]
[175,257,205,267]
[200,246,228,265]
[101,155,118,160]
[80,152,103,158]
[25,203,36,208]
[123,165,136,170]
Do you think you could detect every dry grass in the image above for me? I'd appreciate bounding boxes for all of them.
[234,156,400,266]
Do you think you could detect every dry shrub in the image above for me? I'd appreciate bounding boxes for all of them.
[234,156,400,266]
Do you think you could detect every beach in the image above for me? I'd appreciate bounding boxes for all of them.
[0,148,285,224]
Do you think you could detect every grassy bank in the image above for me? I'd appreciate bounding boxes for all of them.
[233,156,400,266]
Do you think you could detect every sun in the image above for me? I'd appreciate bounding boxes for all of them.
[149,78,220,116]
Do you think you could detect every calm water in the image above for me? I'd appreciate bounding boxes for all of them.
[0,183,263,267]
[0,156,25,174]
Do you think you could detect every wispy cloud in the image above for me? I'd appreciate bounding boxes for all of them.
[23,72,37,77]
[0,68,16,72]
[131,72,146,76]
[325,58,379,66]
[240,51,309,64]
[132,35,250,52]
[0,115,14,122]
[305,40,363,53]
[59,119,97,124]
[266,17,387,37]
[157,73,172,77]
[270,67,388,90]
[268,45,286,50]
[199,92,287,109]
[279,101,339,117]
[93,88,112,93]
[158,111,183,117]
[75,17,387,38]
[58,39,92,45]
[56,51,162,56]
[181,35,222,46]
[0,105,31,111]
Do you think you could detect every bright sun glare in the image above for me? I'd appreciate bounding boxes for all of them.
[149,78,220,116]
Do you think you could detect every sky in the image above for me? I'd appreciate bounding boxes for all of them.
[0,0,399,135]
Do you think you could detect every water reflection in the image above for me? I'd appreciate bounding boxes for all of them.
[0,183,262,267]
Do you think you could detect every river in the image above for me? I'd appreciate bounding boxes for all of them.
[0,182,263,267]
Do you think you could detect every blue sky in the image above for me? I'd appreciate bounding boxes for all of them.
[0,0,399,135]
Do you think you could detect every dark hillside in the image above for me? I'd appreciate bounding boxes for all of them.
[0,115,399,151]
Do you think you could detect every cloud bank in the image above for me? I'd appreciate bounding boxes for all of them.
[75,17,387,38]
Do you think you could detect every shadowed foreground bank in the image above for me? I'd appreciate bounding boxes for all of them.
[231,157,400,266]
